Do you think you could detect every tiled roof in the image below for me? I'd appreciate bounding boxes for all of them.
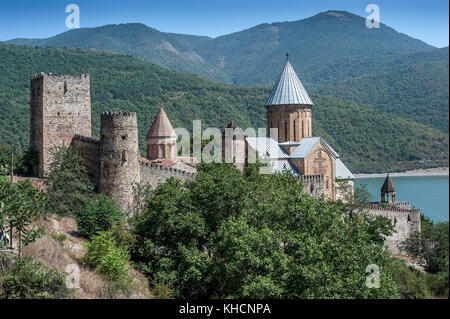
[147,107,177,138]
[381,174,396,193]
[290,137,339,159]
[265,59,313,106]
[336,158,355,180]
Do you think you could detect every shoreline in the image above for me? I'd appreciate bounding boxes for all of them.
[355,167,449,179]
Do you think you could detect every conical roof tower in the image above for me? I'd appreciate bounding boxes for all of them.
[146,107,177,160]
[381,174,396,203]
[265,54,313,107]
[266,54,314,143]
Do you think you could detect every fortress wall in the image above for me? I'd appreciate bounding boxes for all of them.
[70,135,100,186]
[366,206,421,254]
[139,160,196,189]
[297,174,324,197]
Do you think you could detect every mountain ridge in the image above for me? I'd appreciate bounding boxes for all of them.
[0,42,447,173]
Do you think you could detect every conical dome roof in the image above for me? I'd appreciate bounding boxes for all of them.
[147,107,177,139]
[265,56,313,107]
[381,174,396,193]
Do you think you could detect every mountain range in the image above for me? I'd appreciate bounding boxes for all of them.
[1,10,448,173]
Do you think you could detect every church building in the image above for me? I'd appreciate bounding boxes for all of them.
[242,55,354,200]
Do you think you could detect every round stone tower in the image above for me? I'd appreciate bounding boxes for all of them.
[99,112,141,212]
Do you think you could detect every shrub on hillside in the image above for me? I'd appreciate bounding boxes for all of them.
[83,230,131,296]
[45,147,94,217]
[76,194,124,239]
[0,255,72,299]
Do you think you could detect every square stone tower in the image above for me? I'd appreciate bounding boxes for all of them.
[30,73,92,177]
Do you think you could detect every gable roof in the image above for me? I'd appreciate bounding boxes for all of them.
[147,107,177,138]
[336,158,355,180]
[381,174,396,193]
[290,137,339,159]
[245,137,289,159]
[265,58,313,107]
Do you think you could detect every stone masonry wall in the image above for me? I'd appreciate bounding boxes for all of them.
[98,112,141,212]
[30,73,91,177]
[70,135,100,186]
[297,174,324,197]
[365,205,421,254]
[139,159,197,189]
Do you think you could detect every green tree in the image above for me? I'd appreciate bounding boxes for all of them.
[0,179,45,258]
[131,163,399,298]
[44,147,94,217]
[0,255,72,299]
[76,194,124,239]
[400,215,449,274]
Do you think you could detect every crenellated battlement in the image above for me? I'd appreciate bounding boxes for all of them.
[363,204,420,214]
[139,159,197,177]
[101,111,137,118]
[73,134,100,145]
[31,72,89,81]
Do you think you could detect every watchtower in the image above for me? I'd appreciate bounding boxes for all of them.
[381,174,396,203]
[30,73,91,177]
[98,112,140,212]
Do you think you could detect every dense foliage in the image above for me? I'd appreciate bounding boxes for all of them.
[0,145,38,177]
[0,43,447,173]
[0,255,72,299]
[317,48,449,132]
[76,194,125,239]
[400,215,449,275]
[44,147,95,217]
[130,163,399,298]
[388,258,448,299]
[0,179,45,257]
[83,229,132,296]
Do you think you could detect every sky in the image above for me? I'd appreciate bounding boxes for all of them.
[0,0,448,47]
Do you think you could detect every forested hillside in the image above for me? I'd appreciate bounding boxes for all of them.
[7,10,435,87]
[0,43,447,173]
[7,23,231,83]
[316,48,449,132]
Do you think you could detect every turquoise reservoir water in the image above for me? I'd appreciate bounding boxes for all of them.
[355,176,449,223]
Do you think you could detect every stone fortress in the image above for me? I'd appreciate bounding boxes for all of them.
[28,55,420,253]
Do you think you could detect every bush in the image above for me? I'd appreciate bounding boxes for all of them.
[76,194,124,239]
[389,259,431,299]
[83,230,132,296]
[0,256,72,299]
[45,147,94,217]
[151,279,174,299]
[400,215,449,274]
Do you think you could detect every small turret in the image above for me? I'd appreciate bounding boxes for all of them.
[146,107,177,160]
[381,174,396,203]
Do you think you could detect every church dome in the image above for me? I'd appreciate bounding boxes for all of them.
[265,55,313,107]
